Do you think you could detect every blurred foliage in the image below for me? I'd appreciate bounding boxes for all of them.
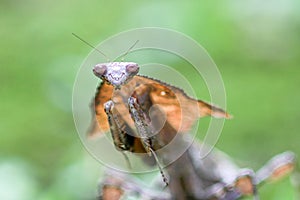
[0,0,300,199]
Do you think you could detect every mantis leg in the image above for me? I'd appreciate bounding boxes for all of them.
[127,97,152,154]
[128,96,169,186]
[104,100,132,151]
[104,100,137,168]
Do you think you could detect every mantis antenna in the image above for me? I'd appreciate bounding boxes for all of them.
[72,33,110,62]
[119,40,139,61]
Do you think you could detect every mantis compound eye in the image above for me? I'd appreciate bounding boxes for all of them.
[126,63,139,75]
[93,64,107,78]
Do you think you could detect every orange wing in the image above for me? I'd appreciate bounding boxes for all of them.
[88,81,113,137]
[134,76,231,133]
[88,75,231,138]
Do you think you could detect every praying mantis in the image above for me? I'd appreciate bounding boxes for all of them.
[72,34,297,199]
[88,61,230,185]
[87,58,296,200]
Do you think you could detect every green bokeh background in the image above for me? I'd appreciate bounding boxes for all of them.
[1,0,300,199]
